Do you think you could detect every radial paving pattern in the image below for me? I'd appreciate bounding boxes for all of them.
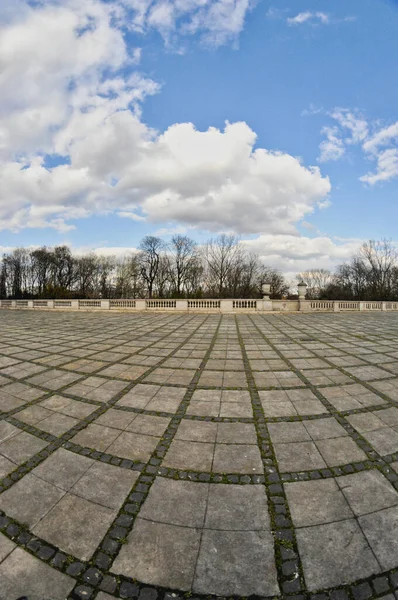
[1,311,398,600]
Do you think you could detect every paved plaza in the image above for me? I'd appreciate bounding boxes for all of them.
[1,310,398,600]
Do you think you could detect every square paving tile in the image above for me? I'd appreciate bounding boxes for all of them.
[71,461,138,509]
[32,448,93,490]
[0,547,74,600]
[337,470,398,515]
[205,484,270,530]
[164,440,214,471]
[107,430,159,462]
[0,473,64,527]
[296,520,380,590]
[193,530,279,596]
[213,444,263,473]
[315,436,367,467]
[139,478,208,527]
[274,441,327,472]
[359,506,398,569]
[112,519,201,590]
[0,430,48,464]
[33,493,116,561]
[285,479,353,527]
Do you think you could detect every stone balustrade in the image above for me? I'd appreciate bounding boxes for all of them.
[0,298,397,312]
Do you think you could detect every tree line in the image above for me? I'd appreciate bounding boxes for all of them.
[2,236,396,301]
[298,240,398,301]
[0,234,288,300]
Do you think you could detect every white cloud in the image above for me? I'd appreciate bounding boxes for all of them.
[363,121,398,154]
[123,0,254,47]
[243,234,361,274]
[0,0,331,242]
[331,108,368,144]
[317,108,398,186]
[360,149,398,185]
[318,127,346,163]
[287,12,329,26]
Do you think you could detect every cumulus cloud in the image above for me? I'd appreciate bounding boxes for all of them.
[242,234,362,275]
[0,0,331,236]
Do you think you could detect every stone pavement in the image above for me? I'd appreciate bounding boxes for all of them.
[0,311,398,600]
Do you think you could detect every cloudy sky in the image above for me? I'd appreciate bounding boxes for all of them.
[1,0,397,275]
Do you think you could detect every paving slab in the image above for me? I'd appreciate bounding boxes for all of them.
[1,311,398,599]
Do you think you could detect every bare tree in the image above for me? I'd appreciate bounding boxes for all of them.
[204,234,243,298]
[138,236,164,298]
[167,235,198,297]
[298,269,334,299]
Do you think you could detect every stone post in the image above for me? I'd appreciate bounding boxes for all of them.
[135,299,146,311]
[220,300,234,313]
[28,300,34,309]
[382,302,387,311]
[175,300,188,311]
[70,300,79,310]
[262,282,271,300]
[298,281,308,312]
[101,300,110,310]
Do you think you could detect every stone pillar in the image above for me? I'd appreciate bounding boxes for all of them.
[47,300,54,309]
[262,282,271,300]
[135,299,146,311]
[334,302,340,312]
[382,302,387,311]
[359,302,365,311]
[70,300,79,310]
[11,300,17,309]
[175,300,188,311]
[101,300,110,310]
[220,300,234,313]
[298,282,307,312]
[28,300,34,309]
[261,300,273,312]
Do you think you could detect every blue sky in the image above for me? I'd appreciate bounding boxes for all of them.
[0,0,397,275]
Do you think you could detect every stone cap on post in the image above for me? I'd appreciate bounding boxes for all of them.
[262,282,271,300]
[297,281,308,300]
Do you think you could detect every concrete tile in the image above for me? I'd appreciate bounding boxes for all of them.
[164,440,214,471]
[112,519,200,590]
[107,430,159,462]
[0,532,16,563]
[175,420,218,442]
[303,417,348,440]
[296,519,380,590]
[0,431,47,464]
[0,472,64,527]
[205,484,270,530]
[139,478,208,527]
[33,493,116,561]
[338,469,398,515]
[32,448,93,490]
[363,427,398,455]
[71,461,138,509]
[274,441,327,472]
[285,479,353,527]
[359,506,398,569]
[0,547,74,600]
[193,529,279,596]
[316,436,367,467]
[213,444,263,473]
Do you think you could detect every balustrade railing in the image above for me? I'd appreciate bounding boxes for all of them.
[1,298,398,313]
